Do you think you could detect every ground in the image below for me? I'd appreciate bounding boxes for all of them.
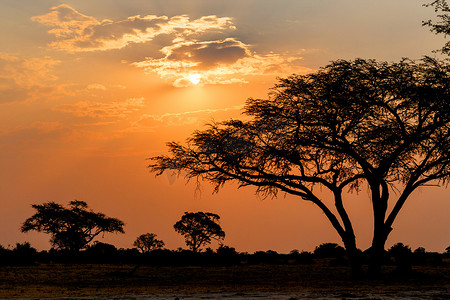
[0,261,448,299]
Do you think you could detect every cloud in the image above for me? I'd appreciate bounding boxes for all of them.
[55,97,145,119]
[31,5,312,87]
[32,4,235,52]
[0,53,61,103]
[0,121,68,149]
[128,105,244,132]
[133,38,310,87]
[0,53,59,87]
[87,83,107,90]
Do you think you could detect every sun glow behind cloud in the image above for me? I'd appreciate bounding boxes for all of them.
[133,38,310,87]
[189,74,201,85]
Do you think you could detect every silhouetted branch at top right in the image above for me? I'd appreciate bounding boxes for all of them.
[423,0,450,55]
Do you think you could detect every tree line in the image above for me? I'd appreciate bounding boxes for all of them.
[0,199,448,274]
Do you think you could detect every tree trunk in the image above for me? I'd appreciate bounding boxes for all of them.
[343,235,363,279]
[367,181,389,278]
[368,226,388,278]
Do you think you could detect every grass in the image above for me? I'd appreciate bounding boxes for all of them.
[0,261,448,298]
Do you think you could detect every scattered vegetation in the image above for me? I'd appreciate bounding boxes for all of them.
[0,241,447,269]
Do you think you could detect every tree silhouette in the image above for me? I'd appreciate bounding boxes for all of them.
[423,0,450,55]
[174,212,225,252]
[133,233,165,253]
[150,58,449,277]
[314,243,346,258]
[21,200,124,252]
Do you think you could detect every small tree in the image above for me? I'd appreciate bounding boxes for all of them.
[133,233,165,253]
[174,212,225,252]
[21,200,124,252]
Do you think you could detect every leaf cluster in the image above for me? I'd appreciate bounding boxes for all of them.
[423,0,450,55]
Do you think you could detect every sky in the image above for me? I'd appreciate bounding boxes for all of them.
[0,0,448,253]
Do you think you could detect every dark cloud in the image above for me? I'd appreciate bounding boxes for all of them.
[165,39,249,69]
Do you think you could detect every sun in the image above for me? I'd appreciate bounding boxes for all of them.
[189,73,201,85]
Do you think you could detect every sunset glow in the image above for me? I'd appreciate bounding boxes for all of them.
[0,0,448,254]
[189,74,201,85]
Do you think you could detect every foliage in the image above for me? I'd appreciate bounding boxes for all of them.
[150,58,450,276]
[174,212,225,252]
[133,233,165,253]
[314,243,346,258]
[388,242,413,272]
[423,0,450,55]
[216,244,237,256]
[13,242,37,256]
[21,200,124,252]
[388,242,412,257]
[85,242,118,255]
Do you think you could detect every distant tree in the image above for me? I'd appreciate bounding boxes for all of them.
[133,233,165,253]
[174,212,225,252]
[414,246,426,254]
[445,245,450,254]
[21,200,124,252]
[85,242,118,258]
[423,0,450,55]
[216,244,237,256]
[150,58,450,277]
[388,242,412,272]
[314,243,346,258]
[412,246,427,265]
[12,242,37,256]
[12,242,38,265]
[388,242,412,256]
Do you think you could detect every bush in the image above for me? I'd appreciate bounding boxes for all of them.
[314,243,346,258]
[388,242,412,273]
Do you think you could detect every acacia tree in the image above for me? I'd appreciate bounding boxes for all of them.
[21,200,125,252]
[133,233,165,253]
[150,58,449,277]
[174,212,225,252]
[423,0,450,55]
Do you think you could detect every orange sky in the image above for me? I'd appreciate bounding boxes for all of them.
[0,0,448,253]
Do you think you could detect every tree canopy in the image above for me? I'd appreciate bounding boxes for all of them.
[21,200,125,252]
[150,58,449,276]
[174,212,225,252]
[133,233,165,253]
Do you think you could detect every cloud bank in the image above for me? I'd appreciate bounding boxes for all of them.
[133,38,310,87]
[33,4,310,87]
[32,4,235,52]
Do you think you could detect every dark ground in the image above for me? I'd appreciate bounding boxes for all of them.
[0,260,449,299]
